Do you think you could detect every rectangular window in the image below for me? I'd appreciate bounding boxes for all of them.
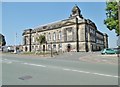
[53,44,56,50]
[59,31,62,40]
[32,36,35,43]
[48,33,51,41]
[53,32,56,41]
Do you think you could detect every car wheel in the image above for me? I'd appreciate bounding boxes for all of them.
[101,53,104,55]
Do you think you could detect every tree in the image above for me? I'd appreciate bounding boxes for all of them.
[36,35,46,52]
[0,34,6,46]
[104,1,119,35]
[36,35,46,45]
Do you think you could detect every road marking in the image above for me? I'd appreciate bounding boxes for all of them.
[2,58,118,78]
[2,59,47,67]
[2,59,13,64]
[3,61,12,64]
[71,70,90,74]
[62,68,118,78]
[23,62,46,67]
[63,68,71,71]
[2,59,22,63]
[93,73,118,78]
[102,60,107,61]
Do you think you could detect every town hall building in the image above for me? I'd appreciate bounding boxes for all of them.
[22,5,108,52]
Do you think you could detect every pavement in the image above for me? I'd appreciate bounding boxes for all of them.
[1,52,119,85]
[54,52,118,65]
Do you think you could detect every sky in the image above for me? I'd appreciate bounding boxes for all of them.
[1,2,118,48]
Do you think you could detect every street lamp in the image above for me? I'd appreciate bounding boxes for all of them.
[50,42,53,57]
[14,33,17,54]
[46,41,47,52]
[35,31,38,54]
[91,44,92,52]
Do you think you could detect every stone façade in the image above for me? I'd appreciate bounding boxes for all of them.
[22,5,108,52]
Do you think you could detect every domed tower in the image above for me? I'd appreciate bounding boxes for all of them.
[70,5,83,18]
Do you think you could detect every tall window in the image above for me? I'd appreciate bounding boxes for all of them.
[23,36,26,45]
[32,36,35,43]
[48,33,51,41]
[53,32,56,41]
[66,27,73,41]
[59,31,62,40]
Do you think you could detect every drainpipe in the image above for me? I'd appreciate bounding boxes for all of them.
[29,29,32,52]
[76,17,79,52]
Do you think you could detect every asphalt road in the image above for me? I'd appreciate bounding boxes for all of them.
[1,52,118,85]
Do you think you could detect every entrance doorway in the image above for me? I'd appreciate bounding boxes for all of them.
[43,45,45,51]
[25,47,27,52]
[67,44,71,52]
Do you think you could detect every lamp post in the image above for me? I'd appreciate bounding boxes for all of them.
[14,33,17,54]
[50,42,53,57]
[35,31,38,54]
[46,41,47,52]
[91,44,92,52]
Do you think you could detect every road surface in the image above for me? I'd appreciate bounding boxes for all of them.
[1,52,118,85]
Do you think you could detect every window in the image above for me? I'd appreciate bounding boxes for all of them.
[66,27,73,41]
[53,44,56,50]
[59,31,62,40]
[59,43,62,48]
[48,45,51,50]
[48,33,51,41]
[32,36,35,43]
[53,32,56,41]
[53,44,56,48]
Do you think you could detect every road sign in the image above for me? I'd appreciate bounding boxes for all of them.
[117,35,120,46]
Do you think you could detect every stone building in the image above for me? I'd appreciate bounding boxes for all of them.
[22,5,108,52]
[0,34,6,46]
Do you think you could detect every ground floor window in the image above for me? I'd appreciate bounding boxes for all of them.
[48,45,51,51]
[53,44,56,50]
[59,43,62,49]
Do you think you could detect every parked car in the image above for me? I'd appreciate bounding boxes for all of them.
[113,48,120,54]
[101,48,118,54]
